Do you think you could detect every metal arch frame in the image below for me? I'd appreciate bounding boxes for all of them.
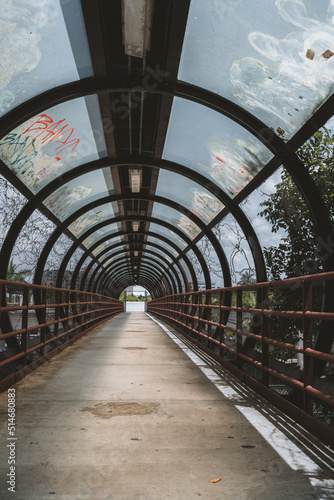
[34,227,199,301]
[84,247,185,293]
[88,251,183,294]
[52,215,211,292]
[40,191,230,290]
[32,191,230,290]
[0,75,332,259]
[106,271,164,298]
[71,233,198,293]
[109,267,168,295]
[99,264,169,296]
[107,268,167,297]
[0,156,263,294]
[72,240,190,294]
[99,257,179,294]
[0,79,333,357]
[100,259,178,296]
[99,255,180,294]
[112,277,164,300]
[100,269,158,299]
[107,275,165,298]
[101,261,175,296]
[111,272,165,300]
[108,275,156,300]
[0,80,332,298]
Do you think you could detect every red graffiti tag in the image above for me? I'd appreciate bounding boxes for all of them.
[215,155,225,164]
[22,114,80,161]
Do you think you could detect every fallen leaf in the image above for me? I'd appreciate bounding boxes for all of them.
[210,478,222,483]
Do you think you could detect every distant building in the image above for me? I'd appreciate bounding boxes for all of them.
[42,264,106,290]
[76,266,97,290]
[42,269,73,289]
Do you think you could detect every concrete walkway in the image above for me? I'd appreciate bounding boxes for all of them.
[0,313,333,499]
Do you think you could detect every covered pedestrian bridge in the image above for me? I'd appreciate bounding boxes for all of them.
[0,1,334,496]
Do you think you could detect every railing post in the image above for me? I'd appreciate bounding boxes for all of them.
[21,286,29,366]
[54,290,60,339]
[261,285,269,386]
[190,293,196,338]
[219,290,226,358]
[207,292,212,351]
[180,294,185,332]
[64,291,70,338]
[172,294,177,323]
[236,288,243,369]
[40,288,47,357]
[198,293,203,344]
[79,291,86,333]
[303,280,313,414]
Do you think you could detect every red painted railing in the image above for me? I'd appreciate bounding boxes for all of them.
[0,280,123,391]
[148,271,334,446]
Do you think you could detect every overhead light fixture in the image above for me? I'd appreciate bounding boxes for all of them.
[129,168,142,193]
[122,0,154,58]
[132,221,140,232]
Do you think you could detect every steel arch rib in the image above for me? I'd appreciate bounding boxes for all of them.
[102,263,174,295]
[107,268,166,296]
[32,192,230,290]
[52,215,211,291]
[0,157,262,292]
[70,232,198,293]
[85,247,184,293]
[89,252,182,294]
[74,240,191,293]
[0,74,332,256]
[0,75,332,273]
[101,257,179,294]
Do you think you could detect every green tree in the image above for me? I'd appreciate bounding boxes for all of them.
[237,270,256,285]
[259,127,334,280]
[258,127,334,354]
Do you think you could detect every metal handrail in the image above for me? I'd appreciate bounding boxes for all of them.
[0,280,123,390]
[148,271,334,446]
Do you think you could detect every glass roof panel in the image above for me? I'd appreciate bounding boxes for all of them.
[152,203,201,240]
[146,237,180,258]
[179,0,334,139]
[0,95,107,193]
[91,237,124,257]
[143,254,169,269]
[149,222,188,251]
[82,223,122,249]
[104,254,125,268]
[44,168,114,221]
[68,202,117,238]
[156,170,224,224]
[105,256,128,268]
[163,97,273,197]
[102,246,127,262]
[0,0,92,116]
[144,247,173,264]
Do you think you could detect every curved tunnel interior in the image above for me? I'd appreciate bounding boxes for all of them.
[0,1,333,328]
